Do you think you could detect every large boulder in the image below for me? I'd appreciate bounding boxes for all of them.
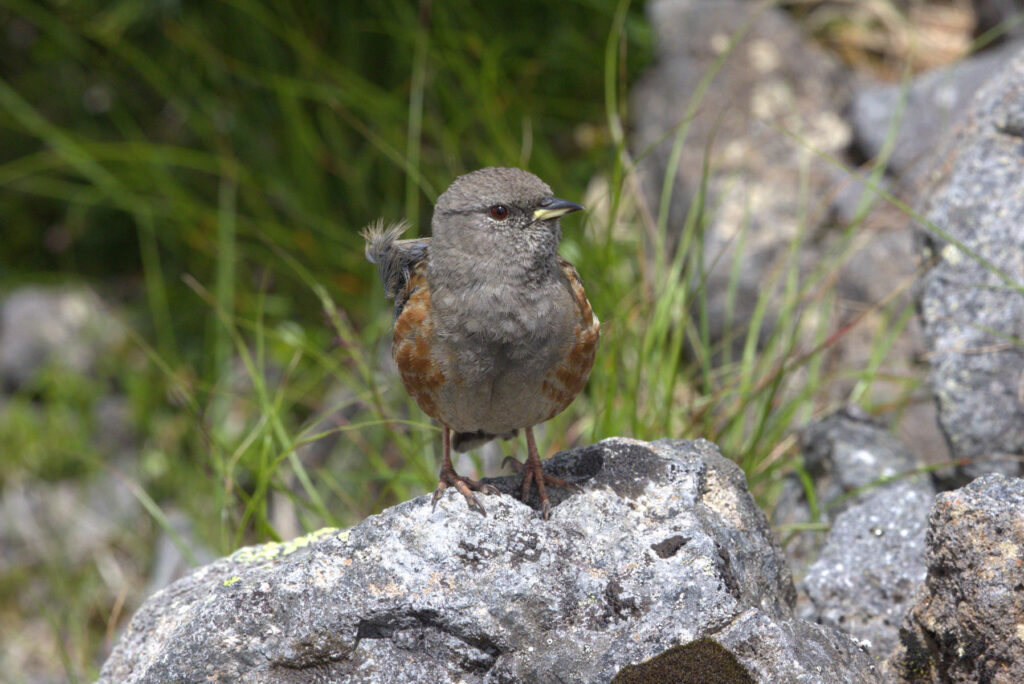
[99,439,880,683]
[799,409,926,514]
[630,0,852,345]
[915,45,1024,480]
[773,408,934,577]
[849,40,1023,178]
[888,474,1024,682]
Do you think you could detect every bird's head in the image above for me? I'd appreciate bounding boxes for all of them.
[431,167,583,260]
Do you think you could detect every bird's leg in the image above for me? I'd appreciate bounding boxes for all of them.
[504,427,581,519]
[431,426,499,516]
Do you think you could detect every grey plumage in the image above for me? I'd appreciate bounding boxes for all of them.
[363,218,518,452]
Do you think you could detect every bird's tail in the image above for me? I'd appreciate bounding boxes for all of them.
[362,219,408,268]
[361,219,421,300]
[452,429,518,452]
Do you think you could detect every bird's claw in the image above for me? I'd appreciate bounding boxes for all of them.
[502,455,523,473]
[433,471,496,517]
[503,455,580,517]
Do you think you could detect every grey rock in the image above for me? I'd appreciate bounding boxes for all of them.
[0,473,140,573]
[612,607,883,684]
[915,46,1024,479]
[802,407,925,513]
[99,438,879,683]
[712,608,882,683]
[630,0,853,346]
[775,409,932,578]
[835,213,919,305]
[799,481,933,657]
[0,286,124,390]
[849,40,1022,178]
[829,171,895,228]
[888,474,1024,682]
[825,205,951,472]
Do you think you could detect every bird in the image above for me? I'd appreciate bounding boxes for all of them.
[363,167,599,519]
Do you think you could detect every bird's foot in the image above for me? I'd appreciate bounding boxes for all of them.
[502,456,582,519]
[431,464,500,517]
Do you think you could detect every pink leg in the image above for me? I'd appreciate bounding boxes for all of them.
[503,426,581,519]
[431,426,499,516]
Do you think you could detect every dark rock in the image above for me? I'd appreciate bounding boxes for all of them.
[799,481,933,657]
[888,474,1024,682]
[973,0,1024,40]
[915,46,1024,480]
[849,40,1023,178]
[611,639,755,684]
[612,618,883,684]
[630,0,853,346]
[99,438,878,683]
[801,408,924,511]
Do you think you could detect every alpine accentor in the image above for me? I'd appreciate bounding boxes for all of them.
[364,167,599,518]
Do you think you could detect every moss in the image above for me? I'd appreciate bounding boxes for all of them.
[611,639,755,684]
[231,527,343,564]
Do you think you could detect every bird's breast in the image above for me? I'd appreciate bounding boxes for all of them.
[422,276,580,433]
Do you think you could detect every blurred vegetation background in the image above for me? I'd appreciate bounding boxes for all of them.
[0,2,656,679]
[1,0,652,524]
[0,0,993,680]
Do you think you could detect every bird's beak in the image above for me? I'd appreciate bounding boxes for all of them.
[533,197,584,222]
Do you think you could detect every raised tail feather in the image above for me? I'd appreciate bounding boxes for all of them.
[361,219,429,316]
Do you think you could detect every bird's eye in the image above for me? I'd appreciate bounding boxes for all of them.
[489,205,509,220]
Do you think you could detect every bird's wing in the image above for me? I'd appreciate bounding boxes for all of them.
[535,256,600,419]
[556,255,599,335]
[362,219,430,317]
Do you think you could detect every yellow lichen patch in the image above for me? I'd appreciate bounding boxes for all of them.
[232,527,341,564]
[223,575,242,587]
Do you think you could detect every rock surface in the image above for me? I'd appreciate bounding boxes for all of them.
[630,0,852,345]
[888,474,1024,682]
[849,40,1023,178]
[915,46,1024,479]
[774,408,933,578]
[800,408,926,513]
[99,438,880,683]
[799,481,933,657]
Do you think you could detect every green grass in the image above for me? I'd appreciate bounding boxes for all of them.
[4,1,1018,681]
